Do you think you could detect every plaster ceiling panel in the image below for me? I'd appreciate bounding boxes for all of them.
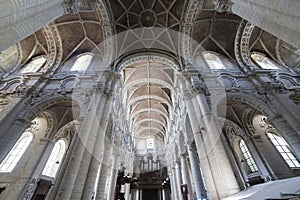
[259,31,278,58]
[83,23,103,44]
[201,37,225,55]
[53,12,105,61]
[128,87,171,101]
[192,11,242,59]
[211,20,240,59]
[194,11,215,21]
[131,101,168,116]
[129,1,143,13]
[79,11,99,21]
[153,1,165,14]
[54,14,80,23]
[170,0,184,20]
[133,112,167,125]
[19,34,39,64]
[136,121,164,130]
[35,30,48,53]
[215,12,241,21]
[73,39,97,54]
[57,22,85,60]
[249,27,262,48]
[192,21,211,44]
[136,129,164,137]
[250,31,278,59]
[106,0,187,33]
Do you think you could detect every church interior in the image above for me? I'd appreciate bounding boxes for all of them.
[0,0,300,199]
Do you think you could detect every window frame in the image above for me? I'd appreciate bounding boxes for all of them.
[239,139,259,173]
[0,131,34,172]
[70,53,93,72]
[42,139,67,178]
[202,52,226,70]
[267,130,300,168]
[250,52,280,70]
[20,56,47,74]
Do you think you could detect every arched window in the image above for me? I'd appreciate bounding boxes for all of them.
[250,53,279,69]
[203,52,226,69]
[42,139,66,177]
[0,131,33,172]
[239,139,258,173]
[267,131,300,168]
[21,56,47,73]
[70,54,93,72]
[146,138,154,149]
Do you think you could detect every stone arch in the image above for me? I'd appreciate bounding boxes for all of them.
[216,92,277,137]
[23,94,80,121]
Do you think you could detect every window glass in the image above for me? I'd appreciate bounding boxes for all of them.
[146,138,154,149]
[0,132,33,172]
[70,54,93,72]
[203,52,226,69]
[251,53,279,69]
[42,139,66,177]
[21,56,47,73]
[267,132,300,168]
[239,139,259,173]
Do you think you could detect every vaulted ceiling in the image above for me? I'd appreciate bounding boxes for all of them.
[1,0,299,147]
[122,59,174,142]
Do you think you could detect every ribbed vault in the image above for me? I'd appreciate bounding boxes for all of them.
[122,59,174,144]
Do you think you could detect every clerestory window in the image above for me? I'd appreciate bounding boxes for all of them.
[267,131,300,168]
[70,54,93,72]
[42,139,66,178]
[239,139,259,173]
[203,52,226,69]
[0,131,33,172]
[21,56,47,73]
[250,53,279,69]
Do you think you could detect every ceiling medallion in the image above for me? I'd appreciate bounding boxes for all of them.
[139,9,157,27]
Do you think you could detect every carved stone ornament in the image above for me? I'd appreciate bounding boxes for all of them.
[62,0,76,14]
[21,178,37,200]
[214,0,232,12]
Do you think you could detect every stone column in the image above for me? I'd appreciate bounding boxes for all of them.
[132,189,139,200]
[180,154,193,200]
[54,91,106,200]
[106,154,120,200]
[81,93,113,199]
[187,144,207,199]
[162,188,166,200]
[175,162,184,200]
[70,92,109,199]
[0,0,66,52]
[196,93,239,198]
[230,0,300,48]
[95,144,112,200]
[124,183,131,200]
[185,96,217,199]
[169,169,178,200]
